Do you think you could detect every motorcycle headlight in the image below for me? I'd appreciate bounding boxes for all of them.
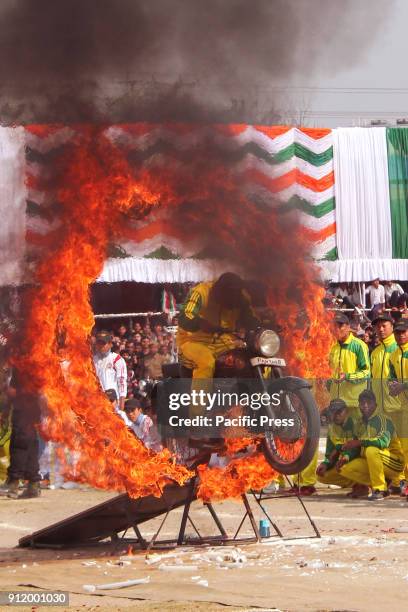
[254,329,280,357]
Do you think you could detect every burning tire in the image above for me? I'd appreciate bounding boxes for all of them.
[260,387,320,475]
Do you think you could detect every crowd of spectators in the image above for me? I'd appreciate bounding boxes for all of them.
[92,316,179,400]
[324,279,408,353]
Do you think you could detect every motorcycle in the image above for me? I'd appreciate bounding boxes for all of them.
[152,328,320,474]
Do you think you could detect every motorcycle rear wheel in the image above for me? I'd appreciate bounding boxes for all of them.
[260,387,320,475]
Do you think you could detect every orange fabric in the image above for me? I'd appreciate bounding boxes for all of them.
[25,124,66,137]
[120,219,186,243]
[304,222,336,242]
[26,230,57,247]
[214,124,248,136]
[254,125,292,138]
[245,168,335,194]
[26,172,55,192]
[298,127,332,139]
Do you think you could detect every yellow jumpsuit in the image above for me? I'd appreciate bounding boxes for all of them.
[389,341,408,481]
[317,418,355,488]
[296,333,371,488]
[339,408,404,491]
[0,414,11,482]
[328,333,371,416]
[178,282,257,372]
[371,333,405,483]
[177,281,258,414]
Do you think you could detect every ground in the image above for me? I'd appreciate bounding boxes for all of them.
[1,482,408,612]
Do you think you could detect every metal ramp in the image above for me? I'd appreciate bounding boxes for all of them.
[18,482,195,548]
[19,473,321,550]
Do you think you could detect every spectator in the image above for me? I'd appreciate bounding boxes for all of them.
[388,319,408,496]
[105,388,132,427]
[144,342,171,379]
[370,313,404,494]
[365,278,385,319]
[93,318,177,397]
[0,370,41,499]
[349,283,364,307]
[333,283,350,300]
[384,281,404,307]
[141,337,150,350]
[316,399,367,497]
[328,313,370,418]
[133,322,142,334]
[337,389,403,501]
[132,355,144,380]
[105,388,118,410]
[93,331,127,411]
[117,324,130,341]
[153,323,163,337]
[124,398,162,451]
[143,323,153,338]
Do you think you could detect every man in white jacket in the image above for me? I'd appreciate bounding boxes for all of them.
[93,331,127,410]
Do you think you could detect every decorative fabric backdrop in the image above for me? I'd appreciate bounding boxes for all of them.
[246,126,336,261]
[0,127,26,286]
[333,127,392,261]
[22,123,336,284]
[387,128,408,259]
[3,123,408,285]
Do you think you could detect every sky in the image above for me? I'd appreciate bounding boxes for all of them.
[274,0,408,126]
[0,0,405,126]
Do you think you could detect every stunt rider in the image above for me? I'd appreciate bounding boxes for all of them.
[177,273,259,434]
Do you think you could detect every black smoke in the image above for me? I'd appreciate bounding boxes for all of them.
[0,0,392,123]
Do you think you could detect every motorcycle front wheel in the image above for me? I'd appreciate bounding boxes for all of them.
[260,386,320,475]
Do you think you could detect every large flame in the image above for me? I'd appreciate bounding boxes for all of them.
[16,126,332,499]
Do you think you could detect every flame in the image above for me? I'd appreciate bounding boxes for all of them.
[15,125,332,501]
[15,128,193,497]
[197,447,276,502]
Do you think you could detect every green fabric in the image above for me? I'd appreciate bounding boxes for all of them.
[321,246,338,261]
[281,195,335,219]
[272,142,333,166]
[386,128,408,258]
[144,246,181,260]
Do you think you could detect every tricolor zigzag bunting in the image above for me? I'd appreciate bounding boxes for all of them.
[24,123,337,265]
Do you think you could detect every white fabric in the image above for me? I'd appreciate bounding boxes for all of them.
[333,127,392,260]
[24,127,74,153]
[236,155,333,180]
[97,258,243,284]
[319,259,408,283]
[0,127,27,286]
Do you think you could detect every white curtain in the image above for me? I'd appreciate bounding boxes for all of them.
[319,259,408,283]
[97,258,243,284]
[333,127,392,261]
[0,127,27,286]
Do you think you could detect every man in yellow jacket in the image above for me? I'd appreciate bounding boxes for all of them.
[328,313,370,417]
[338,389,404,500]
[316,399,363,496]
[389,319,408,496]
[370,313,404,493]
[290,312,370,496]
[177,273,259,425]
[178,273,259,374]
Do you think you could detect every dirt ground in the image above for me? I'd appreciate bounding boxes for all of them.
[1,483,408,612]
